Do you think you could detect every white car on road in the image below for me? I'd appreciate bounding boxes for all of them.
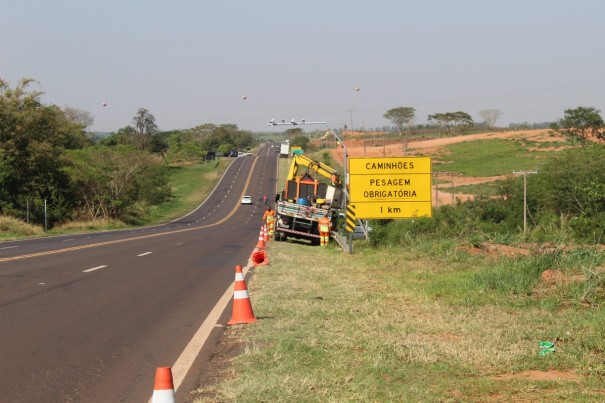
[241,195,252,204]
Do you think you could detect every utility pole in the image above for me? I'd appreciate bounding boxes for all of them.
[513,170,538,236]
[434,172,461,207]
[435,173,439,207]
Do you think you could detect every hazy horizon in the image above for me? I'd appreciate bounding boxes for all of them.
[3,1,604,134]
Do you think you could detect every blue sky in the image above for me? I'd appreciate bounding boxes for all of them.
[2,0,604,133]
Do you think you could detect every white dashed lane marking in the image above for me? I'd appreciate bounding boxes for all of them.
[83,265,108,273]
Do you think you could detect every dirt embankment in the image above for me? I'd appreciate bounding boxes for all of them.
[329,129,563,206]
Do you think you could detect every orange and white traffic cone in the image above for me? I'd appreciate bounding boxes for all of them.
[263,225,269,242]
[227,265,257,325]
[255,231,265,249]
[152,367,176,403]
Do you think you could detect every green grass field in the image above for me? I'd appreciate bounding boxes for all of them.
[432,139,546,177]
[192,241,605,402]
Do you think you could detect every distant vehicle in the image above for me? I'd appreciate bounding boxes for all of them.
[279,142,290,158]
[241,195,252,204]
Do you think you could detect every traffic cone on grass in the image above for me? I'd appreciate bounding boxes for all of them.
[251,249,269,266]
[227,265,257,325]
[152,367,175,403]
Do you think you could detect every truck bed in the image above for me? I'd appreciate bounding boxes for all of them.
[277,201,329,221]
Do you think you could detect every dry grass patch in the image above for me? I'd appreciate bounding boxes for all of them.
[49,219,128,234]
[0,215,45,240]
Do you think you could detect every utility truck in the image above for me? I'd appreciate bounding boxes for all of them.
[274,154,344,244]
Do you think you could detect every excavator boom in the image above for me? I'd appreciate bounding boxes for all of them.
[286,154,340,185]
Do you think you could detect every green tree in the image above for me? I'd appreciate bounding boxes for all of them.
[428,111,474,137]
[0,148,13,211]
[63,145,170,221]
[0,78,89,224]
[383,107,416,155]
[217,143,234,157]
[101,126,137,147]
[290,135,310,150]
[558,106,604,147]
[196,124,254,156]
[133,108,158,150]
[164,130,204,163]
[528,145,605,241]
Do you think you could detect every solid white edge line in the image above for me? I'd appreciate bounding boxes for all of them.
[83,265,107,273]
[147,266,247,402]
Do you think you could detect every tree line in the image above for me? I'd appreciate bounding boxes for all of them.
[0,78,255,227]
[383,105,605,155]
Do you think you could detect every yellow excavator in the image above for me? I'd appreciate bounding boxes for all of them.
[282,154,342,205]
[274,154,344,243]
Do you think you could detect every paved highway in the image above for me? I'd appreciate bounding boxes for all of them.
[0,144,279,402]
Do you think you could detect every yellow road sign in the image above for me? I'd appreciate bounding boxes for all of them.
[348,157,432,219]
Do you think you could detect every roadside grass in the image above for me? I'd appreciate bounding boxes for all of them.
[0,215,45,240]
[49,219,130,234]
[144,159,232,223]
[432,139,548,177]
[193,240,605,402]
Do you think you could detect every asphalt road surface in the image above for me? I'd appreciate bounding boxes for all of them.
[0,144,279,402]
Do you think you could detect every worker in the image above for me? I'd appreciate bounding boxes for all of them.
[263,206,276,237]
[330,172,339,186]
[318,212,332,246]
